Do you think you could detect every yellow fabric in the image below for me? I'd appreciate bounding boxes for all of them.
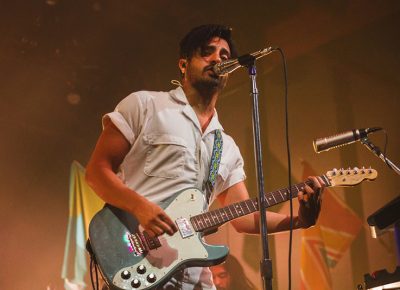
[62,161,104,289]
[70,161,104,237]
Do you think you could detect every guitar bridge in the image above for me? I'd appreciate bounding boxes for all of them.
[176,217,194,238]
[128,231,162,256]
[128,233,146,256]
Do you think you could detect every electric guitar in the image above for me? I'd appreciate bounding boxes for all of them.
[88,167,377,290]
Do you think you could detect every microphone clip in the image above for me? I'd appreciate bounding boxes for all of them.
[213,46,275,76]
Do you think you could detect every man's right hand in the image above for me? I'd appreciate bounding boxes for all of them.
[132,196,178,238]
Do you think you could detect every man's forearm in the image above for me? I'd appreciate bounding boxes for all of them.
[230,211,305,235]
[85,163,144,215]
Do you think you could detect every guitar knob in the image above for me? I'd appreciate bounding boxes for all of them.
[131,279,141,288]
[137,264,146,274]
[121,270,131,280]
[147,273,157,283]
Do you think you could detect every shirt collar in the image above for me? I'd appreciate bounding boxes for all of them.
[169,86,224,135]
[204,110,224,136]
[169,86,188,104]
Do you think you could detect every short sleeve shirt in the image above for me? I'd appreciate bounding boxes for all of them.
[103,86,246,289]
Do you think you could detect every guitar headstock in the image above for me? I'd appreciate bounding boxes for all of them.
[326,167,378,187]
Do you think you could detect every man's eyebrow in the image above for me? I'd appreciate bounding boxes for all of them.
[200,44,214,53]
[199,44,231,58]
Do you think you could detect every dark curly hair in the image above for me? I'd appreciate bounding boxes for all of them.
[179,24,238,60]
[211,254,256,290]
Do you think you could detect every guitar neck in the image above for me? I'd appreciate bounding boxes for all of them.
[190,175,330,233]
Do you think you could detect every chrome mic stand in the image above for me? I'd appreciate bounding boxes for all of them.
[361,138,400,176]
[242,54,273,290]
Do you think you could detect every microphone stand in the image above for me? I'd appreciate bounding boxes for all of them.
[241,54,273,290]
[361,138,400,176]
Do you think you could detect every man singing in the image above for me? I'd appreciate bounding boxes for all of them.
[86,24,324,290]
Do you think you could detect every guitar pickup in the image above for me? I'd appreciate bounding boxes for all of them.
[176,218,194,239]
[128,231,162,255]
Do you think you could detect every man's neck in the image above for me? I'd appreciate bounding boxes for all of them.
[182,84,218,132]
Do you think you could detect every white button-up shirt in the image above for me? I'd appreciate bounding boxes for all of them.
[104,86,246,289]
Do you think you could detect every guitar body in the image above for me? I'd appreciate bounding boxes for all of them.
[89,187,229,290]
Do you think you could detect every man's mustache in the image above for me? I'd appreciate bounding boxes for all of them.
[203,64,215,73]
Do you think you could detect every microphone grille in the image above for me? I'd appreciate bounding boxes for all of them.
[313,131,356,153]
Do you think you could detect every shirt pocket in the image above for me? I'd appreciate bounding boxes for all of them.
[143,134,187,179]
[209,163,229,202]
[218,163,229,183]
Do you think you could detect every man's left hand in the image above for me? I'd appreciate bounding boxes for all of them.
[297,176,325,228]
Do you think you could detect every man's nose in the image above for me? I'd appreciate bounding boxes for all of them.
[214,277,221,286]
[209,52,222,64]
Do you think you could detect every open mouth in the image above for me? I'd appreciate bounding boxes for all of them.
[208,71,219,79]
[204,66,219,78]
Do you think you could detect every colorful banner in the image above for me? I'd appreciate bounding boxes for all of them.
[61,161,104,289]
[299,161,362,290]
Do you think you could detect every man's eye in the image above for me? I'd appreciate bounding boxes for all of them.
[218,272,228,279]
[201,48,213,56]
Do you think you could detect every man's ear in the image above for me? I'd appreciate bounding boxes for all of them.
[178,59,187,74]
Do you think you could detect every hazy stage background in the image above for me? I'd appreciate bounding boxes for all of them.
[1,1,399,289]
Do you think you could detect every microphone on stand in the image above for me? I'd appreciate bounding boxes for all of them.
[313,127,382,153]
[213,46,275,76]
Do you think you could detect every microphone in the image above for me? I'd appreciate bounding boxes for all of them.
[313,127,382,153]
[213,46,275,76]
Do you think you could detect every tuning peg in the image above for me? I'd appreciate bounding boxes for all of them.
[332,168,338,175]
[368,166,373,174]
[353,167,359,174]
[361,166,366,174]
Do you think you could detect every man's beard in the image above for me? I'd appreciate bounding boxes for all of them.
[192,68,227,99]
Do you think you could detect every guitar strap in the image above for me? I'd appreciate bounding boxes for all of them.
[205,129,223,204]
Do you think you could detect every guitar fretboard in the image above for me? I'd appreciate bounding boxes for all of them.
[190,175,329,232]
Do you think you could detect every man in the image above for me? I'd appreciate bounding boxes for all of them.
[86,24,324,289]
[210,254,256,290]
